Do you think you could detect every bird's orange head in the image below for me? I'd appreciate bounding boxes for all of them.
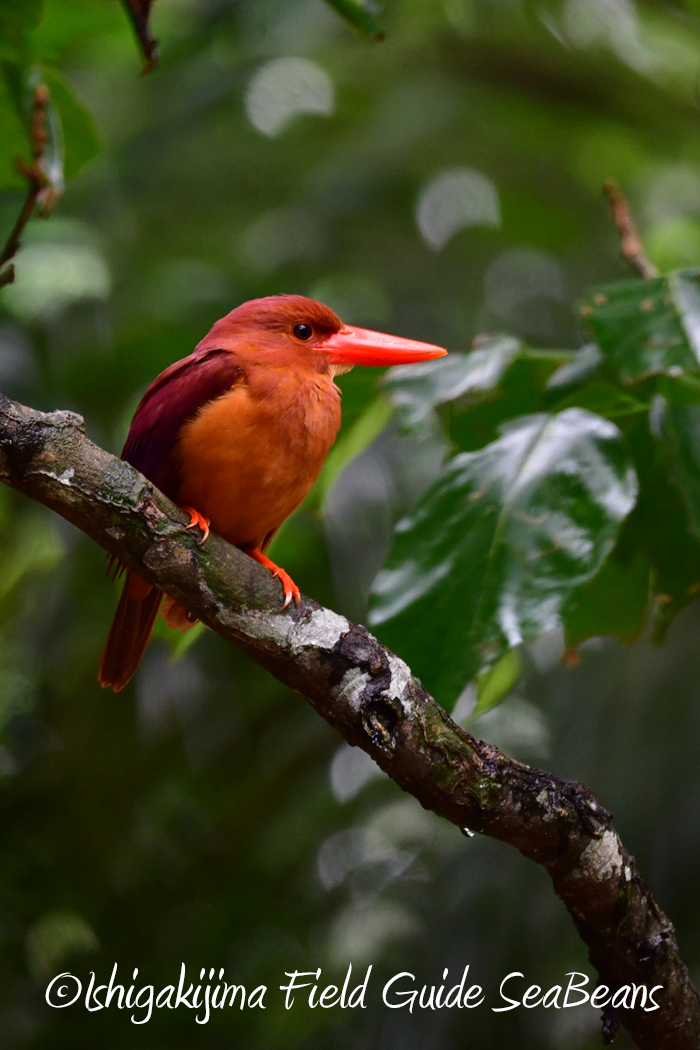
[195,294,447,369]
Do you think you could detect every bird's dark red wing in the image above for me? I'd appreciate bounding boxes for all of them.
[122,348,243,501]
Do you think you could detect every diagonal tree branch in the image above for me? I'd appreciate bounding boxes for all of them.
[0,390,698,1049]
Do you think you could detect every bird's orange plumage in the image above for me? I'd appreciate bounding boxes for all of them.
[99,295,446,691]
[176,357,341,551]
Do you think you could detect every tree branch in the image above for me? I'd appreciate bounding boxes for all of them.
[0,84,59,289]
[603,179,659,280]
[0,391,698,1049]
[119,0,159,73]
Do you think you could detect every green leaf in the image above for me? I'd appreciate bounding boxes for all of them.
[546,343,603,392]
[0,0,43,62]
[0,70,31,190]
[580,270,700,383]
[472,648,521,721]
[370,409,638,706]
[0,512,63,602]
[316,395,393,509]
[551,381,648,421]
[168,621,206,662]
[0,61,97,197]
[448,355,562,454]
[564,544,650,650]
[43,69,98,179]
[323,0,386,40]
[630,420,700,641]
[383,336,522,435]
[657,372,700,406]
[150,615,206,662]
[659,398,700,542]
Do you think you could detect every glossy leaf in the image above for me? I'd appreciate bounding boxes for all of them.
[448,355,562,454]
[383,336,522,435]
[370,409,638,705]
[580,270,700,383]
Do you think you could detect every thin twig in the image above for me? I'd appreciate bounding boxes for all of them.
[0,391,698,1050]
[603,179,659,280]
[0,84,59,290]
[119,0,159,73]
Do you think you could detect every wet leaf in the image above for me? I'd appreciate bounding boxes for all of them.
[580,270,700,383]
[383,336,522,435]
[370,409,638,706]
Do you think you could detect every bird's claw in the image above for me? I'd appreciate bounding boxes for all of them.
[182,505,210,544]
[246,549,301,609]
[272,567,301,609]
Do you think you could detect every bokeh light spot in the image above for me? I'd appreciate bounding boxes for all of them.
[245,56,334,137]
[415,168,501,250]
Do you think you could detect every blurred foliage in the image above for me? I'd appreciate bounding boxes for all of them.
[3,0,700,1048]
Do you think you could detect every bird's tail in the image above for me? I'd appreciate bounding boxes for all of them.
[98,570,163,692]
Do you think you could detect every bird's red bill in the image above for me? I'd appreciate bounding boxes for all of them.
[319,324,447,366]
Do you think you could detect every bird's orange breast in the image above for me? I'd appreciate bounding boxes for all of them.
[175,368,342,551]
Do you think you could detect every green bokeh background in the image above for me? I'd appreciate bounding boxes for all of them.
[2,1,700,1046]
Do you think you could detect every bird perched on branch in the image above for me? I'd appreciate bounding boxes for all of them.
[99,294,446,691]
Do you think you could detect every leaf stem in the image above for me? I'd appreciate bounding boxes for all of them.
[603,179,659,280]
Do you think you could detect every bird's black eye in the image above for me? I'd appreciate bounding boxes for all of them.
[293,323,313,341]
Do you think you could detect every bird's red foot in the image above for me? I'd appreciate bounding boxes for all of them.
[181,505,210,543]
[246,550,301,609]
